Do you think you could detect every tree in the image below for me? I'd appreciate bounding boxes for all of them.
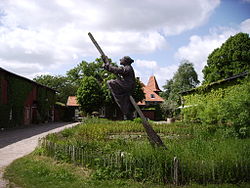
[132,78,145,103]
[160,79,173,100]
[162,60,200,104]
[77,76,104,115]
[66,58,114,87]
[33,75,77,103]
[203,32,250,84]
[68,58,145,105]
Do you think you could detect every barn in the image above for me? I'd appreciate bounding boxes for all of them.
[0,67,56,128]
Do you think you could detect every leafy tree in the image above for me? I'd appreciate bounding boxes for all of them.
[33,75,77,103]
[132,78,145,103]
[160,100,178,118]
[160,79,173,100]
[66,58,114,87]
[162,60,200,104]
[77,76,104,115]
[68,58,145,105]
[203,32,250,84]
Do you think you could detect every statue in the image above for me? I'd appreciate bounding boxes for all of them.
[88,32,165,148]
[102,56,135,120]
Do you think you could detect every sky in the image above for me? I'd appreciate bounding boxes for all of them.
[0,0,250,89]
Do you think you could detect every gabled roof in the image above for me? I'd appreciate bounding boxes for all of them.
[0,67,56,92]
[66,96,79,107]
[138,76,164,106]
[138,86,164,105]
[147,75,161,92]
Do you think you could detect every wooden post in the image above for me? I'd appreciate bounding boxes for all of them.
[173,157,179,185]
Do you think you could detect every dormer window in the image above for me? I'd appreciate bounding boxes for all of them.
[150,94,155,98]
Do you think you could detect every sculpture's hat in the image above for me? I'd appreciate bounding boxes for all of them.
[123,56,134,64]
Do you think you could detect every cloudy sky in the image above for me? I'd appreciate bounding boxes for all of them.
[0,0,250,88]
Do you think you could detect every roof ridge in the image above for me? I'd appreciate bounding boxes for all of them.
[147,75,161,92]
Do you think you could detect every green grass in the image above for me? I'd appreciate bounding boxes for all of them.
[4,154,249,188]
[4,154,168,188]
[4,118,250,187]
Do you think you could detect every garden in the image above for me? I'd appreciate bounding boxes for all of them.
[4,117,250,187]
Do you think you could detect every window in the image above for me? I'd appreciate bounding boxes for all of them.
[150,94,155,98]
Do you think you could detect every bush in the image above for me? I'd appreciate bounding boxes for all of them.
[182,77,250,137]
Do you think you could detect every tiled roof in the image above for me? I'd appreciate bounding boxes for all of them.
[138,76,164,106]
[138,86,164,105]
[66,96,79,106]
[147,75,161,92]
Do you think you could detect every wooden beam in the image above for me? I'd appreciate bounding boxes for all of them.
[129,96,166,148]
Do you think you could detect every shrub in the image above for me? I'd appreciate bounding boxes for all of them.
[182,77,250,137]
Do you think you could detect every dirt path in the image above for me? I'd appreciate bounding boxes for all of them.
[0,122,79,188]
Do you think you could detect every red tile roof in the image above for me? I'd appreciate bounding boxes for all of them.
[147,75,161,92]
[138,76,164,106]
[66,96,79,106]
[138,86,164,105]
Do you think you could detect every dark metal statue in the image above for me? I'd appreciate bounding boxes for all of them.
[102,56,135,120]
[88,32,165,148]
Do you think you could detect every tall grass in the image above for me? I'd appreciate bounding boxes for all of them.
[38,118,250,185]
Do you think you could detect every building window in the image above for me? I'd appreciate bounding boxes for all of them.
[150,94,155,98]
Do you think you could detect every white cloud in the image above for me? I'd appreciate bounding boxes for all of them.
[135,59,157,69]
[240,19,250,33]
[134,59,178,89]
[0,0,219,77]
[175,19,250,81]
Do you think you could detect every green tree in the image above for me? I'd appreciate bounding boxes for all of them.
[162,60,200,104]
[77,76,104,115]
[68,58,145,105]
[132,78,145,103]
[66,58,114,87]
[33,75,77,103]
[203,32,250,84]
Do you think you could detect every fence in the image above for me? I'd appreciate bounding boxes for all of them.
[38,139,250,185]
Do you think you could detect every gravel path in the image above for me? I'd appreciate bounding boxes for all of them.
[0,122,79,188]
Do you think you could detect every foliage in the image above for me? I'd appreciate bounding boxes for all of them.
[34,75,77,103]
[67,58,114,86]
[160,100,178,118]
[0,75,33,127]
[203,32,250,84]
[69,58,145,115]
[182,77,250,137]
[132,77,145,103]
[31,57,144,116]
[77,76,104,115]
[34,118,250,185]
[0,73,56,127]
[37,87,56,123]
[162,60,200,105]
[4,155,174,188]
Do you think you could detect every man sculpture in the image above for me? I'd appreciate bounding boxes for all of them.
[102,56,135,120]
